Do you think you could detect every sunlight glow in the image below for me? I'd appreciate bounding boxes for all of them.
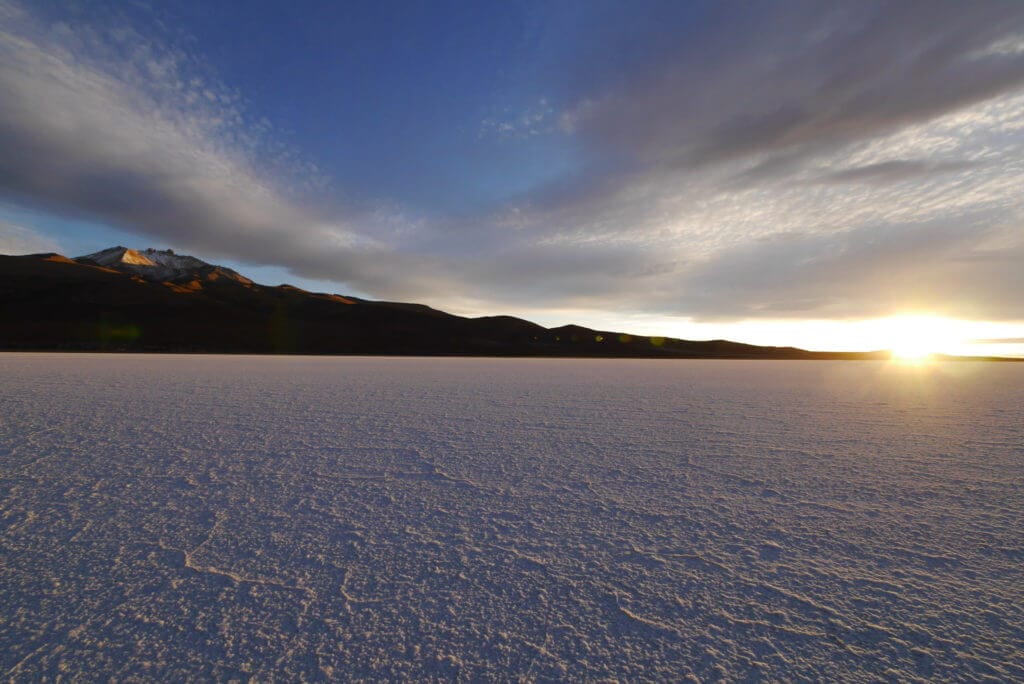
[485,307,1024,358]
[488,309,1024,358]
[891,344,933,362]
[883,316,950,362]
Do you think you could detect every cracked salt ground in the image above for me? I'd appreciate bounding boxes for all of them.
[1,354,1022,680]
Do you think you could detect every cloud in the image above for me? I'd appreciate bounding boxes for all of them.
[0,220,60,254]
[479,98,556,139]
[817,159,980,184]
[668,214,1024,320]
[0,0,1022,325]
[565,2,1024,175]
[472,1,1024,320]
[0,1,386,282]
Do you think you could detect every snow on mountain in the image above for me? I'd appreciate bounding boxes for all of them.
[81,246,156,268]
[76,247,253,286]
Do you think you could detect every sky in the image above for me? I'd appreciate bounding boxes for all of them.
[2,0,1024,355]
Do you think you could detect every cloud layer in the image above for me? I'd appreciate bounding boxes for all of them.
[0,219,59,254]
[1,0,1023,321]
[0,1,401,286]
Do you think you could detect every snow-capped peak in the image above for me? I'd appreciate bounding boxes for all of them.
[138,248,209,271]
[75,246,253,287]
[80,246,157,268]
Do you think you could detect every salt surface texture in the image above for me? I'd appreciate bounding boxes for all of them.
[1,354,1022,680]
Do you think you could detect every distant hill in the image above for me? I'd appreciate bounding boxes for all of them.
[0,248,902,359]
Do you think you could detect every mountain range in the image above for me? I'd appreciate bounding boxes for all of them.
[0,246,896,359]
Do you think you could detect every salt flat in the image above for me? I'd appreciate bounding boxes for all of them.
[1,354,1022,681]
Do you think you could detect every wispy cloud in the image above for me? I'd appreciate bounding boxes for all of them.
[0,1,383,278]
[468,1,1024,320]
[817,160,981,185]
[0,220,59,254]
[479,98,556,139]
[564,3,1024,172]
[1,0,1023,323]
[668,213,1019,320]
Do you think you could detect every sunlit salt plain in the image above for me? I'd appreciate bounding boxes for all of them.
[1,354,1022,681]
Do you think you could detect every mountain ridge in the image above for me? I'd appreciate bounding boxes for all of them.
[0,247,1007,360]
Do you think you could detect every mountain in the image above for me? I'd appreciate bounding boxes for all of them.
[0,248,890,359]
[76,246,254,290]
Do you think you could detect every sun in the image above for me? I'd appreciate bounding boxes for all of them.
[890,339,934,361]
[883,315,948,362]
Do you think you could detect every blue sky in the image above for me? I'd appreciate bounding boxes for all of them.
[2,0,1024,353]
[174,1,574,213]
